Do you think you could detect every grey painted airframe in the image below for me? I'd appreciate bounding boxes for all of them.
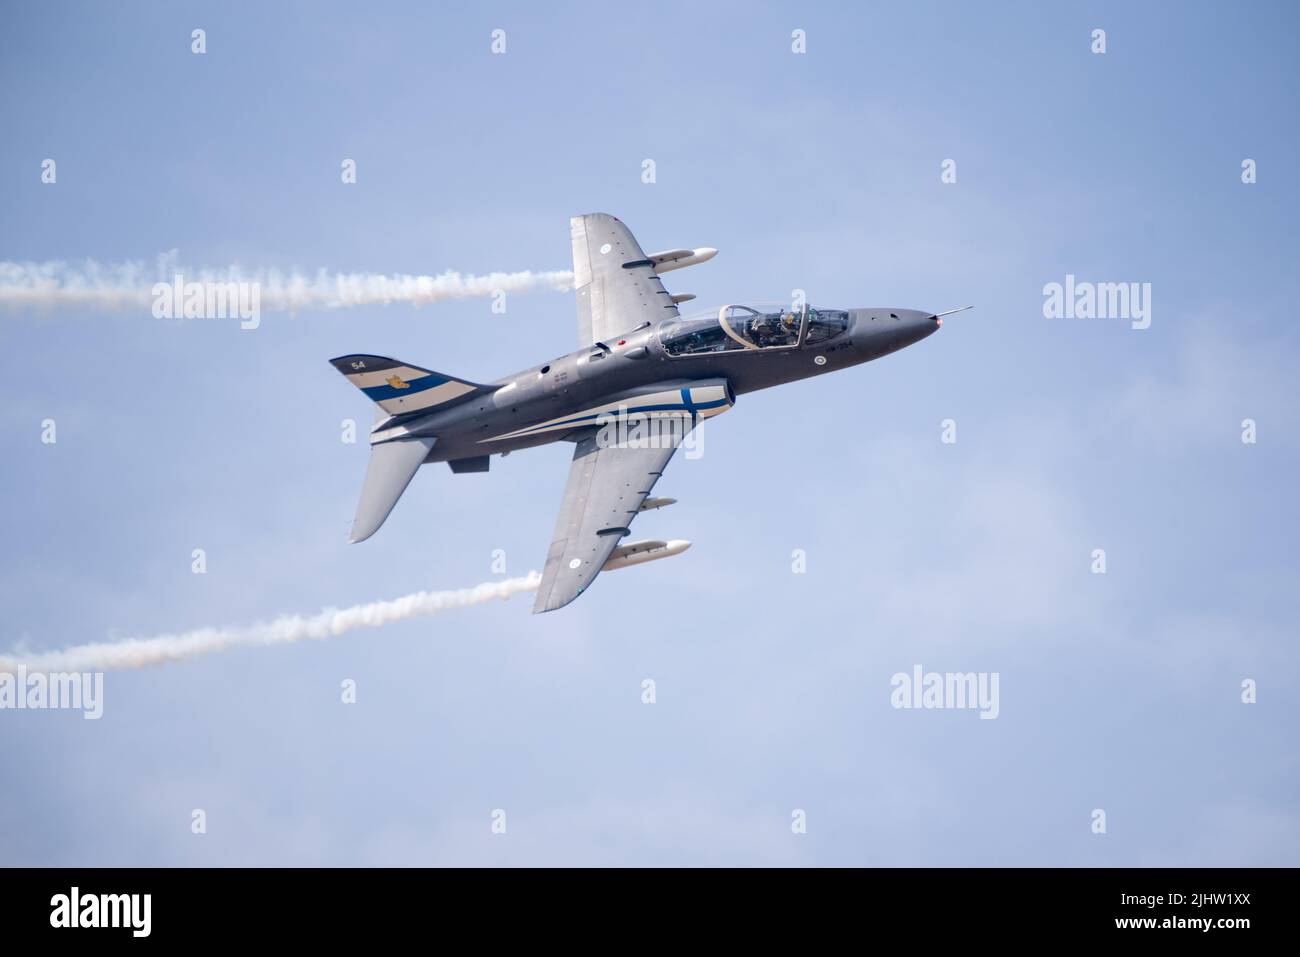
[331,213,964,613]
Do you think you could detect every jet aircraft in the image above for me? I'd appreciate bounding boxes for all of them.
[331,213,964,612]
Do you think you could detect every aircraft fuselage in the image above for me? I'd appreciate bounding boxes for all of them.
[375,306,941,464]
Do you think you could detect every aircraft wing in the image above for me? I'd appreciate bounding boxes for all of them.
[570,212,680,346]
[533,426,691,614]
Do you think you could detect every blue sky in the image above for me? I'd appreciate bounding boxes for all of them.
[1,0,1297,865]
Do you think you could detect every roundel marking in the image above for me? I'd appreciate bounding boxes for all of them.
[599,243,612,255]
[814,355,827,366]
[568,558,582,569]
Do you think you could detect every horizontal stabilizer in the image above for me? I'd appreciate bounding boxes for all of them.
[349,436,435,543]
[330,354,496,417]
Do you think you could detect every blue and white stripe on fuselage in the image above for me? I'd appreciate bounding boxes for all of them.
[481,382,732,444]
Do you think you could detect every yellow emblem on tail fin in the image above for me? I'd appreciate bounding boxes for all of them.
[386,375,411,390]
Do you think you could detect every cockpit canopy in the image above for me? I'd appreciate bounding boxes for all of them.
[659,304,850,356]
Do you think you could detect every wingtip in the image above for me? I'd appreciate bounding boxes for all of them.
[531,589,577,615]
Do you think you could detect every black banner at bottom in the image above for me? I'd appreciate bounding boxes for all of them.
[0,866,1280,942]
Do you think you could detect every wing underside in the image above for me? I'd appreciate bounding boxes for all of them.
[571,213,680,346]
[532,426,690,614]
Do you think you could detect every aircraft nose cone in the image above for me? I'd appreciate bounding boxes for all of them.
[904,309,940,343]
[846,308,939,352]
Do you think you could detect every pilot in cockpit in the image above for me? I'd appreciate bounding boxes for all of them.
[752,311,789,347]
[751,313,779,346]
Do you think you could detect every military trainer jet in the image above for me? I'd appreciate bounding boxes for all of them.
[331,213,962,613]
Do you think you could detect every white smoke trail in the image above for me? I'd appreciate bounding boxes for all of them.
[0,572,541,674]
[0,253,574,311]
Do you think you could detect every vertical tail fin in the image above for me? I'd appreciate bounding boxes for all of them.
[329,354,496,416]
[330,353,498,542]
